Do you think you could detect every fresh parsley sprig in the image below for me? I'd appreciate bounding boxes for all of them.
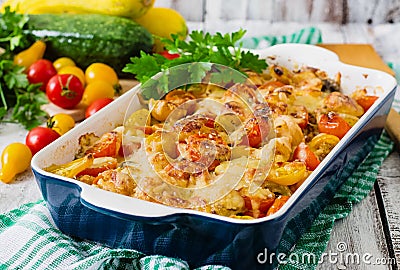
[0,6,30,56]
[0,59,47,130]
[0,7,47,129]
[123,29,267,99]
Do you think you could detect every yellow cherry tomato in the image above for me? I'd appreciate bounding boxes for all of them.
[267,161,308,186]
[53,57,76,72]
[81,80,115,107]
[47,113,76,135]
[85,63,119,88]
[0,143,32,184]
[13,40,46,70]
[58,66,85,86]
[308,133,340,160]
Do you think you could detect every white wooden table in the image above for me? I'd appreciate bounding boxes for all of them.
[1,22,399,269]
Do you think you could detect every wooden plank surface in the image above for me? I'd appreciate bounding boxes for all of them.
[155,0,400,24]
[319,188,391,270]
[377,152,400,266]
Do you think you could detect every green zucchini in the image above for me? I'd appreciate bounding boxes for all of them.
[24,13,153,77]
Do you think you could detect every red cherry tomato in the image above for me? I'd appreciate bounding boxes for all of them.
[27,59,57,91]
[46,74,84,109]
[318,112,351,139]
[25,126,60,155]
[292,142,320,171]
[159,50,180,60]
[85,98,114,118]
[355,95,379,111]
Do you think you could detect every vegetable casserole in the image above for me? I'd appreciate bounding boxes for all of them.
[45,63,378,219]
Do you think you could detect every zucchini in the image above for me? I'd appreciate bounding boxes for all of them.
[24,13,153,77]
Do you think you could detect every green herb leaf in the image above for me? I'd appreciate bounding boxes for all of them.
[2,62,28,89]
[140,78,161,99]
[240,50,268,73]
[11,83,47,129]
[0,59,47,129]
[123,29,268,98]
[188,62,212,82]
[0,6,30,52]
[0,107,6,119]
[210,66,247,86]
[123,51,165,83]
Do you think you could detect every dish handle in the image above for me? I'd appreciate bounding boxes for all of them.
[250,43,340,63]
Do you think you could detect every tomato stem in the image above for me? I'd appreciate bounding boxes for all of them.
[47,118,55,129]
[113,84,122,94]
[58,75,78,99]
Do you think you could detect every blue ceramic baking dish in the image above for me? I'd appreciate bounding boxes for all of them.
[31,44,397,270]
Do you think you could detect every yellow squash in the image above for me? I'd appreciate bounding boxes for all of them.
[134,7,188,52]
[13,40,46,70]
[1,0,155,19]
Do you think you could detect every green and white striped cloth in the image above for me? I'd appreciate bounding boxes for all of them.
[0,27,399,270]
[0,201,229,270]
[240,27,323,49]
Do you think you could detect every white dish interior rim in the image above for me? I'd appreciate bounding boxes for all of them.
[31,44,398,224]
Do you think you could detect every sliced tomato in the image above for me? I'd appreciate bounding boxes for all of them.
[185,134,206,162]
[159,50,180,60]
[118,142,142,157]
[85,131,121,158]
[204,118,215,128]
[292,142,320,171]
[185,134,211,161]
[259,80,286,92]
[318,112,351,139]
[355,95,379,111]
[127,126,153,135]
[242,116,270,148]
[258,198,276,217]
[268,161,307,185]
[242,195,275,218]
[76,157,118,177]
[242,195,252,212]
[288,105,309,129]
[308,133,340,161]
[208,159,220,171]
[267,195,290,216]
